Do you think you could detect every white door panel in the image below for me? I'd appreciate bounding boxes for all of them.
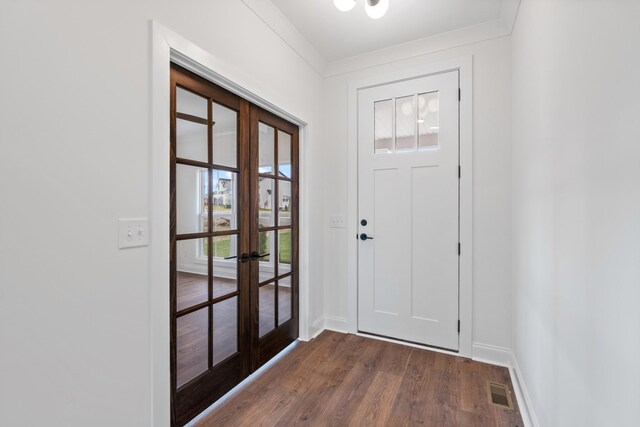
[358,71,459,350]
[372,167,404,315]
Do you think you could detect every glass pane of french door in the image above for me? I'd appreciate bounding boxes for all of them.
[174,75,241,392]
[255,111,297,350]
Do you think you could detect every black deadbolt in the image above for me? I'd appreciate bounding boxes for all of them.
[360,219,368,226]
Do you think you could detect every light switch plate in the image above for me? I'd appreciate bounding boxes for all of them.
[119,218,149,249]
[329,215,346,228]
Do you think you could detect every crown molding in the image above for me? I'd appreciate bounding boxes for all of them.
[324,17,509,77]
[245,0,520,78]
[240,0,328,76]
[325,0,521,77]
[501,0,522,34]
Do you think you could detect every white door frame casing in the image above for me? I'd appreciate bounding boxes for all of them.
[150,21,312,427]
[346,57,473,358]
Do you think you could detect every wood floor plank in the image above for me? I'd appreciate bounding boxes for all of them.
[313,338,386,426]
[274,335,374,426]
[201,333,345,426]
[194,332,525,427]
[347,371,402,426]
[376,339,412,376]
[388,347,440,425]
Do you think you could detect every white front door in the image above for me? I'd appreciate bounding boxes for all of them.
[357,71,460,350]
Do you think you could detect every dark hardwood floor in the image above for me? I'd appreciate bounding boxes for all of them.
[194,331,524,427]
[177,272,237,311]
[176,272,292,387]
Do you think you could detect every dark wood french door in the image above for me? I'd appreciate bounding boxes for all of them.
[170,64,299,426]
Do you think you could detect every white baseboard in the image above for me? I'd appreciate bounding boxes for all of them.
[309,316,325,339]
[472,342,512,367]
[471,344,537,427]
[510,352,539,427]
[323,315,348,332]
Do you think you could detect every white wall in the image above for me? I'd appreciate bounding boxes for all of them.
[0,1,324,426]
[13,1,640,426]
[511,1,640,426]
[321,36,514,352]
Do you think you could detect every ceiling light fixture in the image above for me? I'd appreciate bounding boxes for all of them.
[334,0,389,19]
[333,0,356,12]
[365,0,389,19]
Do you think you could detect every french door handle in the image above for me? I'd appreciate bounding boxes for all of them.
[250,251,270,260]
[360,233,373,241]
[237,253,251,263]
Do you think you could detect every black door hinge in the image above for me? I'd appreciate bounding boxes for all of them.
[458,166,461,178]
[458,243,461,255]
[458,88,461,101]
[458,320,461,333]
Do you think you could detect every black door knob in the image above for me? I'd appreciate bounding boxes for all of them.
[239,253,251,263]
[360,233,373,241]
[250,251,270,260]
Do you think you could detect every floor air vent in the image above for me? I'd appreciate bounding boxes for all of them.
[487,381,514,410]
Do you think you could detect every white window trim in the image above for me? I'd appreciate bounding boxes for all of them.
[196,169,208,263]
[195,169,239,265]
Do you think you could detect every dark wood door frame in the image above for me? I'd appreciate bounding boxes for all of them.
[170,64,299,426]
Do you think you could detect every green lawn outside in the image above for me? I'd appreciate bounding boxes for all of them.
[213,207,271,213]
[203,230,291,263]
[212,205,232,212]
[279,229,292,264]
[258,229,292,264]
[203,237,231,258]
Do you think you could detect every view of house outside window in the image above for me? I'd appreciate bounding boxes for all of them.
[199,171,292,265]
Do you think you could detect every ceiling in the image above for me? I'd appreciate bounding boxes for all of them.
[270,0,507,62]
